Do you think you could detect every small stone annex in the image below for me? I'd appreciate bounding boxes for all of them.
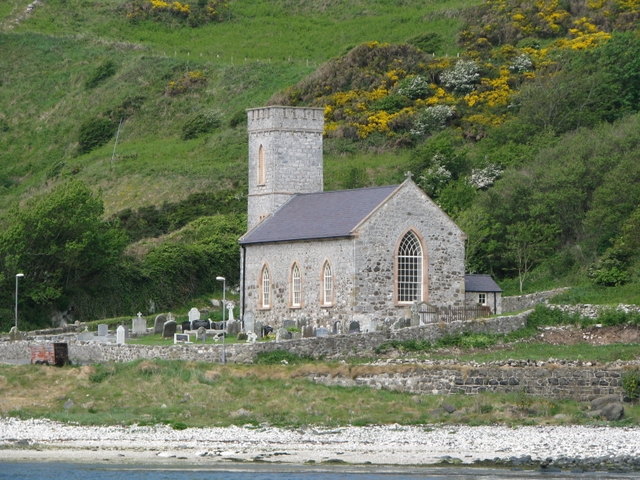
[238,106,471,330]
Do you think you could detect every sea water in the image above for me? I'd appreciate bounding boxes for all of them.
[1,463,639,480]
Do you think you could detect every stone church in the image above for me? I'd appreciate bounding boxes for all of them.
[239,106,468,329]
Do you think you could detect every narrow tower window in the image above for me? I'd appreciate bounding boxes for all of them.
[397,230,423,303]
[257,144,265,185]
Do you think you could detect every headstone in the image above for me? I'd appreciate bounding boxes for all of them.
[148,300,156,314]
[116,325,125,344]
[283,319,295,329]
[291,332,302,340]
[163,320,177,338]
[196,326,207,342]
[132,316,147,335]
[332,321,341,334]
[226,319,240,336]
[246,332,257,343]
[316,327,329,338]
[192,319,210,330]
[302,325,315,338]
[275,327,290,342]
[153,315,166,335]
[410,302,420,327]
[181,321,192,333]
[367,319,379,333]
[349,321,360,333]
[243,311,255,335]
[227,301,235,321]
[174,333,189,344]
[123,324,130,339]
[237,332,248,341]
[77,329,94,342]
[9,326,19,342]
[188,307,200,323]
[255,320,264,339]
[210,299,220,307]
[98,324,109,337]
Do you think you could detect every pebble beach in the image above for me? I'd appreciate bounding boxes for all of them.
[2,418,640,472]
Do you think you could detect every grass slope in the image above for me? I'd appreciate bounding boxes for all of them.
[0,0,476,212]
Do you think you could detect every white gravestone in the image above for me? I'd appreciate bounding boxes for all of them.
[132,313,147,335]
[188,307,200,322]
[116,325,126,344]
[246,332,258,344]
[97,324,108,337]
[226,301,235,321]
[243,311,255,335]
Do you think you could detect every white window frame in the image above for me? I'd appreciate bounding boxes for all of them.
[478,293,487,305]
[322,262,333,306]
[261,266,270,309]
[397,230,423,304]
[291,263,301,307]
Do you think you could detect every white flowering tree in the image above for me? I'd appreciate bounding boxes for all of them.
[410,105,455,136]
[417,153,452,196]
[469,164,503,190]
[397,75,431,100]
[440,59,480,93]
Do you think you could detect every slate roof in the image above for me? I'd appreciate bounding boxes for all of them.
[465,274,503,292]
[239,185,400,245]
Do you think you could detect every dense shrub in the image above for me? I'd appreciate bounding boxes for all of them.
[406,32,444,54]
[85,60,116,89]
[181,109,222,140]
[78,117,117,154]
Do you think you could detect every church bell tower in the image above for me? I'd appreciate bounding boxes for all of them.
[246,106,324,230]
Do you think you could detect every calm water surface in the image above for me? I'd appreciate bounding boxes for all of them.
[1,463,639,480]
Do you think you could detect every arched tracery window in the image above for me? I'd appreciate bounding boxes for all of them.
[260,265,270,309]
[322,261,333,306]
[291,263,301,307]
[397,230,424,303]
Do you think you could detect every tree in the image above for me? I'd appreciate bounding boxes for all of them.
[506,221,559,293]
[0,180,126,327]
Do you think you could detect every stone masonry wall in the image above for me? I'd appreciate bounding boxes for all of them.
[502,288,570,313]
[354,181,466,317]
[243,237,355,328]
[1,312,527,365]
[247,106,324,230]
[3,310,636,401]
[311,364,626,401]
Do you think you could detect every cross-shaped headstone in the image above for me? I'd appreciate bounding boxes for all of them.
[137,312,142,319]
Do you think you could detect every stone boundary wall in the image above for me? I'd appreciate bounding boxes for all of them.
[0,312,529,365]
[548,304,640,318]
[502,288,570,313]
[310,364,629,401]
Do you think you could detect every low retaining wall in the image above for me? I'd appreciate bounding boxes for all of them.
[0,312,528,365]
[502,288,569,313]
[549,303,640,318]
[310,363,628,401]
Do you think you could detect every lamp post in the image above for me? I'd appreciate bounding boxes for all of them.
[15,273,24,331]
[216,276,226,364]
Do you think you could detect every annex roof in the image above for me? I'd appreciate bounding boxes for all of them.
[465,274,503,292]
[239,185,399,245]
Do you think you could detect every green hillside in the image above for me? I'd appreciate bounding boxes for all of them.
[1,0,639,330]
